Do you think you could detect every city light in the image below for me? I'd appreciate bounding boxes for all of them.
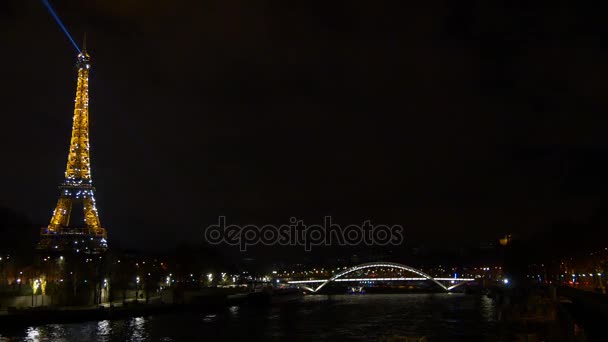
[1,4,607,338]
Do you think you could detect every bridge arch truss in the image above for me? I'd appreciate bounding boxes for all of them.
[302,262,471,292]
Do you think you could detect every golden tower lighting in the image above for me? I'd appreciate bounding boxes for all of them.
[37,48,108,254]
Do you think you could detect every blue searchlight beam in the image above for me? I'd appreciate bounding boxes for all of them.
[41,0,81,54]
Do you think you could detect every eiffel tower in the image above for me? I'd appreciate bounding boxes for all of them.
[38,47,108,254]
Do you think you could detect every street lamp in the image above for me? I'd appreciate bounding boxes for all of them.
[31,279,40,307]
[135,276,140,303]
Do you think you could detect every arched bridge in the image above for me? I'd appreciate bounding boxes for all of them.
[287,262,475,292]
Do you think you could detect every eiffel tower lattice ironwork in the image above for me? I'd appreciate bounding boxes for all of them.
[38,48,108,254]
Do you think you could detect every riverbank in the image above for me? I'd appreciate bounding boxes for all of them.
[0,288,304,330]
[0,301,221,329]
[488,285,593,341]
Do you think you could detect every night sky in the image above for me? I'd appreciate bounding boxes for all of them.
[2,1,608,254]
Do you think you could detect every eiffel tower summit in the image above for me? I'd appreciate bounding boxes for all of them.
[37,44,108,254]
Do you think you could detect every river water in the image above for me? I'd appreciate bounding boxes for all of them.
[0,293,501,341]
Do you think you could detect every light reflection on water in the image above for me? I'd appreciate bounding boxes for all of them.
[228,305,239,317]
[202,314,217,323]
[129,317,147,342]
[0,294,500,341]
[25,327,40,342]
[96,320,111,341]
[480,294,497,322]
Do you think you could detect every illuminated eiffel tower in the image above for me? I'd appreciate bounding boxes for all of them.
[38,47,108,254]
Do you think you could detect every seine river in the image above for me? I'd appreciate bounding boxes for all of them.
[0,293,500,341]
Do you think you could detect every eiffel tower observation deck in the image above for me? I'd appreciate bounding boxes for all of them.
[38,47,108,254]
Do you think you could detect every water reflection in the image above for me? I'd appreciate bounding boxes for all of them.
[1,294,499,340]
[480,294,496,322]
[202,314,217,323]
[228,305,239,317]
[96,320,111,341]
[128,317,148,342]
[47,324,67,342]
[25,327,40,342]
